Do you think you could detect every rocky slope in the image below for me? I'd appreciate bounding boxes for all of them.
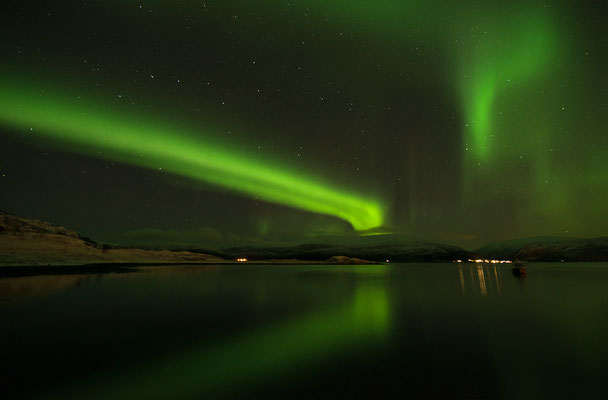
[0,210,222,266]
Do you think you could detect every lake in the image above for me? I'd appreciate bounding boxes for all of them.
[1,263,607,399]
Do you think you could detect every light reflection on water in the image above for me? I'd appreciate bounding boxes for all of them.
[0,274,99,302]
[1,263,607,399]
[458,263,507,296]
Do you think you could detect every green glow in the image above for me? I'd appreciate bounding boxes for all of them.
[38,278,389,399]
[2,1,604,238]
[140,0,569,232]
[0,78,385,230]
[119,1,559,162]
[459,13,557,161]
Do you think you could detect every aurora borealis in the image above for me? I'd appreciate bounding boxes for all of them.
[0,78,384,231]
[0,1,605,246]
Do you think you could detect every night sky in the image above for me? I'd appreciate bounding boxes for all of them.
[0,1,605,248]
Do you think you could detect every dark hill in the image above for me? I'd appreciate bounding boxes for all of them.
[219,234,475,262]
[476,236,608,261]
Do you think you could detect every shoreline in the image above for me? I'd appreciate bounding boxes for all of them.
[0,259,384,277]
[2,259,605,278]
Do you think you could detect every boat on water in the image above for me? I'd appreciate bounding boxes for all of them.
[511,262,527,277]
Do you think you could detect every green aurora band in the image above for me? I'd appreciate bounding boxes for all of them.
[132,0,559,161]
[239,0,603,234]
[0,79,385,231]
[1,1,604,237]
[115,0,581,228]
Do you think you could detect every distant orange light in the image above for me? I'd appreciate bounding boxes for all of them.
[464,259,512,264]
[236,258,247,262]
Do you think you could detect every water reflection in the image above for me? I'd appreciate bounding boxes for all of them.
[0,274,97,302]
[37,268,391,400]
[458,263,504,296]
[3,263,608,399]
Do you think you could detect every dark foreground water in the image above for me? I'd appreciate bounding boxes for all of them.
[1,263,607,400]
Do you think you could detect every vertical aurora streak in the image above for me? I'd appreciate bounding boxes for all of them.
[0,0,604,242]
[459,11,557,162]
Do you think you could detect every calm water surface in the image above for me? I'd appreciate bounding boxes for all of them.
[1,263,607,399]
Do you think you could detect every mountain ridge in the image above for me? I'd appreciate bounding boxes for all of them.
[476,236,608,261]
